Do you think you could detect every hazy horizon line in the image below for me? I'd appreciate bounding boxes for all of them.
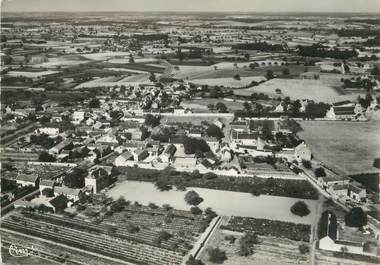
[2,10,380,14]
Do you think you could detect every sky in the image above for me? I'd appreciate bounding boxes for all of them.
[1,0,380,13]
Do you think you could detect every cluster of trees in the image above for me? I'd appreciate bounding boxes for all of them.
[186,255,204,265]
[140,126,150,141]
[341,77,377,90]
[190,206,203,215]
[366,35,380,46]
[1,178,17,192]
[350,172,379,194]
[373,158,380,169]
[39,151,56,162]
[233,74,241,80]
[358,94,373,109]
[345,207,367,227]
[239,232,260,256]
[208,247,227,264]
[371,65,380,76]
[249,177,318,199]
[290,201,311,217]
[336,29,379,37]
[212,102,228,113]
[154,230,172,245]
[206,124,224,139]
[144,114,161,127]
[253,155,277,165]
[304,102,331,119]
[151,126,176,142]
[89,98,100,108]
[232,42,283,52]
[41,188,54,197]
[298,244,310,254]
[126,223,140,234]
[30,134,59,149]
[298,45,358,59]
[314,167,326,178]
[237,100,329,120]
[260,121,274,141]
[266,69,275,79]
[183,137,210,155]
[110,196,130,212]
[250,92,270,100]
[184,190,204,206]
[64,168,88,189]
[302,160,312,169]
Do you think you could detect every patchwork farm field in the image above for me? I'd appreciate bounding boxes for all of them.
[234,77,365,103]
[33,55,91,68]
[170,63,316,84]
[75,73,153,88]
[191,76,265,88]
[6,70,59,78]
[298,121,380,175]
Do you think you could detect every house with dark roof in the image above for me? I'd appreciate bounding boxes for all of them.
[133,148,149,161]
[161,144,177,163]
[199,159,214,170]
[114,151,133,167]
[48,194,68,213]
[325,102,364,121]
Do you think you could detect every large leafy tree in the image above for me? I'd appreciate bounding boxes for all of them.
[345,207,368,227]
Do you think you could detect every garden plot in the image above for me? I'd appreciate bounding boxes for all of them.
[1,210,193,265]
[107,181,318,224]
[298,120,380,175]
[234,78,365,103]
[198,217,310,265]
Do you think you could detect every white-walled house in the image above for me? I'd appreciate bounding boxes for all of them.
[16,174,39,187]
[294,142,312,162]
[39,179,55,193]
[204,137,220,153]
[54,186,82,201]
[35,127,60,137]
[318,210,376,256]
